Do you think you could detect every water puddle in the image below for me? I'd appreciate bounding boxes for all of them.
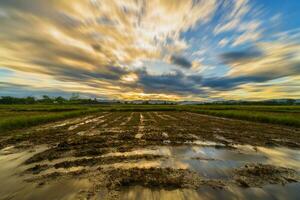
[96,144,300,180]
[0,143,299,199]
[111,145,300,199]
[99,145,269,179]
[256,146,300,169]
[120,183,300,200]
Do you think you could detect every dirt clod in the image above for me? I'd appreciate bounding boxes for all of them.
[234,164,299,187]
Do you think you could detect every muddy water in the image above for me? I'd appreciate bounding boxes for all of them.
[0,143,299,200]
[103,144,300,178]
[0,145,91,200]
[116,145,300,200]
[120,183,300,200]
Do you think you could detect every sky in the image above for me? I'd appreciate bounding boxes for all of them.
[0,0,300,101]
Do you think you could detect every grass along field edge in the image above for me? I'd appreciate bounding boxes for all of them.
[187,109,300,127]
[0,108,103,133]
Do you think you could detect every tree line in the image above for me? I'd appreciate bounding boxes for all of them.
[0,95,100,104]
[0,95,298,105]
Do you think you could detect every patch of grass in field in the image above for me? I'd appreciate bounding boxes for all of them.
[0,107,104,133]
[186,105,300,127]
[0,104,91,112]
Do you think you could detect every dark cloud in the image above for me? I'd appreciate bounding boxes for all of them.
[136,70,203,94]
[220,47,263,63]
[31,59,128,82]
[133,67,277,94]
[202,76,269,90]
[170,55,192,68]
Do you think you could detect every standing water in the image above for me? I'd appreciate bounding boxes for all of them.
[0,143,299,200]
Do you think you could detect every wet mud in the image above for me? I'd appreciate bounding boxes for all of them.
[0,111,299,199]
[234,164,299,188]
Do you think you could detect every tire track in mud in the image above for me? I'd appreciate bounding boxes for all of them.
[135,113,145,139]
[171,111,299,145]
[67,113,111,131]
[140,112,158,126]
[173,112,246,133]
[147,112,157,123]
[100,112,134,128]
[52,116,94,129]
[101,116,122,128]
[148,112,205,142]
[161,112,208,128]
[151,112,176,130]
[153,112,169,120]
[120,112,134,126]
[153,112,178,121]
[151,112,183,127]
[95,113,123,128]
[36,115,96,131]
[70,113,113,136]
[161,113,178,121]
[136,112,172,142]
[176,112,230,139]
[124,112,140,126]
[100,113,131,134]
[178,112,234,126]
[76,113,129,136]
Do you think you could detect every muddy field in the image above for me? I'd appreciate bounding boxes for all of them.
[0,111,299,200]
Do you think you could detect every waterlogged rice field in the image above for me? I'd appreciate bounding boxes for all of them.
[0,111,299,200]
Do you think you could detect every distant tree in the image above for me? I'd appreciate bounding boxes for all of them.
[0,96,34,104]
[0,96,15,104]
[25,96,35,104]
[55,96,66,104]
[287,99,296,105]
[41,95,53,104]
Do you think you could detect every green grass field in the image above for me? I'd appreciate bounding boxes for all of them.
[186,105,300,127]
[0,104,299,133]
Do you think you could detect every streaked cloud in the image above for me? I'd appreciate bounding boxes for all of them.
[220,47,264,63]
[0,0,299,100]
[170,55,192,69]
